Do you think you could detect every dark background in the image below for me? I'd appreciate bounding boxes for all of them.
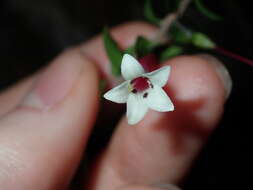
[0,0,252,189]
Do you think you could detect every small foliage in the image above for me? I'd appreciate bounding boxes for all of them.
[194,0,223,21]
[124,46,136,57]
[135,36,158,58]
[192,32,216,49]
[124,36,157,58]
[169,23,193,44]
[144,0,161,25]
[103,27,123,76]
[160,45,184,61]
[99,79,107,98]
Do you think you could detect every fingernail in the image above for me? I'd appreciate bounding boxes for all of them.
[152,183,181,190]
[23,50,84,109]
[197,54,232,99]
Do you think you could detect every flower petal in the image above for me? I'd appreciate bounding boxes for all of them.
[145,85,174,112]
[103,81,130,103]
[127,93,148,125]
[143,66,171,87]
[121,54,145,80]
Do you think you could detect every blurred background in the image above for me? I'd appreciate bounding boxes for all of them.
[0,0,252,189]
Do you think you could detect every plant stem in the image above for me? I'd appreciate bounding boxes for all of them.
[215,46,253,66]
[178,0,192,16]
[152,0,192,43]
[150,1,253,67]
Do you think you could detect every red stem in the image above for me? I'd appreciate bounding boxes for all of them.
[215,46,253,66]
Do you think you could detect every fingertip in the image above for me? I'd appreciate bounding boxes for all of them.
[164,55,229,101]
[162,55,231,128]
[88,55,231,189]
[197,54,232,99]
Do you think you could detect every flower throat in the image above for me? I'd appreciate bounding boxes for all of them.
[130,77,153,93]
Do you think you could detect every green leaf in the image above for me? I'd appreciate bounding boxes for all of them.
[160,45,184,61]
[103,27,123,76]
[99,79,107,98]
[169,23,193,44]
[135,36,157,58]
[191,32,216,49]
[124,46,136,57]
[194,0,223,21]
[144,0,161,25]
[124,36,156,58]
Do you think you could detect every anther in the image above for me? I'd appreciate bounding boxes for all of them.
[132,89,137,93]
[143,92,148,98]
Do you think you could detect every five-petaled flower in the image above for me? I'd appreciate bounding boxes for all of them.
[104,54,174,125]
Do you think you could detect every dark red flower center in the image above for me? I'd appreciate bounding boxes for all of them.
[130,77,152,93]
[138,54,159,72]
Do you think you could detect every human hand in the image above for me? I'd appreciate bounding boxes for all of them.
[0,22,232,190]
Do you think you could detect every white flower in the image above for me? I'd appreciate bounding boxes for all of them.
[104,54,174,125]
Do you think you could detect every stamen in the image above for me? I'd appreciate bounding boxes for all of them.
[132,89,137,94]
[130,77,152,93]
[143,93,148,98]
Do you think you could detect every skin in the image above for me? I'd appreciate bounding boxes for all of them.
[0,22,229,190]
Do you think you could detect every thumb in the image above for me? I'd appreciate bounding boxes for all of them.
[0,48,99,189]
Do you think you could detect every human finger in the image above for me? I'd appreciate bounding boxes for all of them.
[86,55,231,190]
[0,48,99,189]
